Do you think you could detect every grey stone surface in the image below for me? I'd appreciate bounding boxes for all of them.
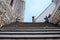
[0,39,60,40]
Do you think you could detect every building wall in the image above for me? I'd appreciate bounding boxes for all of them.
[35,2,56,22]
[0,0,25,27]
[13,0,25,22]
[5,0,11,5]
[2,0,25,22]
[48,0,60,24]
[52,0,58,4]
[2,0,11,5]
[35,0,60,23]
[0,0,16,27]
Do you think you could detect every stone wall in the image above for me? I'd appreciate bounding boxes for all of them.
[0,0,16,27]
[13,0,25,22]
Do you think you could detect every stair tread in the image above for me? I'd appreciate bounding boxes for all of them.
[0,22,59,32]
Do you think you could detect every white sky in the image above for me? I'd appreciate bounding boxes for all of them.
[24,0,52,22]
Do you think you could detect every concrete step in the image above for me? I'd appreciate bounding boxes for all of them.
[0,32,60,35]
[0,22,59,32]
[0,27,60,32]
[1,26,60,29]
[2,22,58,27]
[0,32,60,39]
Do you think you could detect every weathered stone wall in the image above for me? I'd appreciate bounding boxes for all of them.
[0,0,16,27]
[52,0,58,5]
[13,0,25,22]
[48,0,60,24]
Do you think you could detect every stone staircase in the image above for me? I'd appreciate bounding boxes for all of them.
[0,22,60,39]
[0,22,58,32]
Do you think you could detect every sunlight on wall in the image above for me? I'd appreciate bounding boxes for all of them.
[24,0,52,22]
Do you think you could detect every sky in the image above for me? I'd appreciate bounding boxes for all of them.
[24,0,52,22]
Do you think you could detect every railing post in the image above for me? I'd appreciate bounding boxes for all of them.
[32,16,35,23]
